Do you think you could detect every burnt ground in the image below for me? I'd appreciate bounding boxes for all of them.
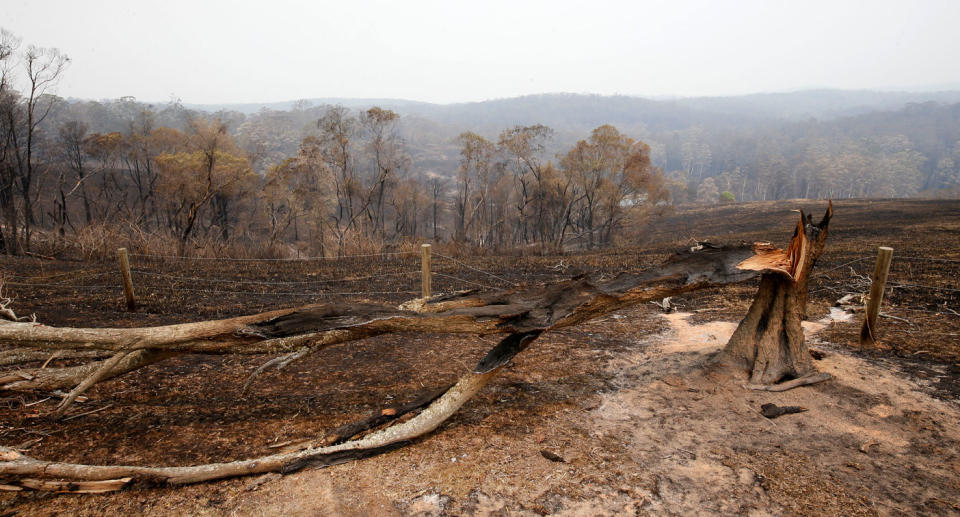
[0,198,959,516]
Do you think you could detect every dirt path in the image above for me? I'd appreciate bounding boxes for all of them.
[576,310,960,516]
[219,311,960,516]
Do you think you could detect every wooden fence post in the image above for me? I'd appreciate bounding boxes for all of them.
[859,246,893,348]
[421,244,432,299]
[117,248,137,312]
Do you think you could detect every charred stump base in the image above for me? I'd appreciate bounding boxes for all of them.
[718,273,830,390]
[717,203,834,390]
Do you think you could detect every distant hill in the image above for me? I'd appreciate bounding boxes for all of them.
[66,89,960,197]
[672,89,960,120]
[184,97,436,115]
[179,90,960,189]
[185,89,960,133]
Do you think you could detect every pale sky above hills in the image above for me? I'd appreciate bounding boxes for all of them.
[3,0,959,104]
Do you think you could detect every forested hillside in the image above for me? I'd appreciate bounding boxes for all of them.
[191,91,960,202]
[2,29,959,258]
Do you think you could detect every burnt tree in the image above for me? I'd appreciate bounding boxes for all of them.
[717,203,833,389]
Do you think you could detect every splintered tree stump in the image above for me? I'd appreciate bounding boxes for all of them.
[718,203,833,388]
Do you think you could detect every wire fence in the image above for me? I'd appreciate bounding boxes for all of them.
[0,249,525,304]
[2,241,956,369]
[810,250,960,320]
[3,246,957,323]
[129,269,423,286]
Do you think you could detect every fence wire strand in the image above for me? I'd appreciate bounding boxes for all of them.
[130,269,420,286]
[432,272,499,290]
[128,251,418,262]
[3,270,114,282]
[136,285,419,297]
[433,254,518,286]
[889,282,960,293]
[895,256,960,264]
[814,256,868,275]
[5,281,119,290]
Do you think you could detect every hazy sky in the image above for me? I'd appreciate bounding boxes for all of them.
[3,0,959,104]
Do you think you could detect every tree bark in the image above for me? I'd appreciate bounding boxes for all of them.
[0,348,112,367]
[0,349,176,391]
[717,202,833,386]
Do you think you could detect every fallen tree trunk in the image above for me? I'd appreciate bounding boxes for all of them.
[0,348,113,367]
[1,205,832,489]
[0,261,752,353]
[0,233,806,354]
[1,240,775,394]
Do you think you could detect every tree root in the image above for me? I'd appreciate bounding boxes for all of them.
[745,372,832,392]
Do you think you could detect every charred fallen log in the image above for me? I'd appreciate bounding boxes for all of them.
[1,239,773,395]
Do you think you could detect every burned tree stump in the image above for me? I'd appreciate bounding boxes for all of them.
[718,203,833,388]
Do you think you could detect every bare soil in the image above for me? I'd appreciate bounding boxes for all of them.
[1,199,959,516]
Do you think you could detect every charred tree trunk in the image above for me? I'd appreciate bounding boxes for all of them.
[718,203,833,388]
